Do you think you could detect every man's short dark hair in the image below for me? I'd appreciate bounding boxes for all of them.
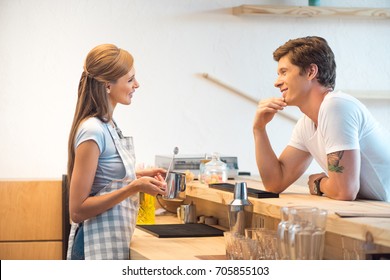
[273,36,336,90]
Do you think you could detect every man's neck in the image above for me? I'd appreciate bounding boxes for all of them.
[299,87,332,126]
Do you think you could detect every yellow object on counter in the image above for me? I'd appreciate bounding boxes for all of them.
[184,170,195,182]
[137,193,155,225]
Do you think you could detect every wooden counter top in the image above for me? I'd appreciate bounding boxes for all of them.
[130,215,226,260]
[185,177,390,252]
[131,177,390,260]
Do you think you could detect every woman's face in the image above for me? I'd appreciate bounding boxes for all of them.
[107,67,139,108]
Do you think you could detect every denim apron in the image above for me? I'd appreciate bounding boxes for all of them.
[67,122,139,260]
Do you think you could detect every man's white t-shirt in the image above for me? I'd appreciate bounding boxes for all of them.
[288,91,390,202]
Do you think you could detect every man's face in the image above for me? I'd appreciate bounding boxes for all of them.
[274,55,311,106]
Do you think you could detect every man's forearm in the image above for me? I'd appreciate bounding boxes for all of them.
[253,128,285,192]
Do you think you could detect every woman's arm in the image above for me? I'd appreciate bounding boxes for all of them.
[69,140,166,223]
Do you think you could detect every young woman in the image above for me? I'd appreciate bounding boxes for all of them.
[67,44,167,260]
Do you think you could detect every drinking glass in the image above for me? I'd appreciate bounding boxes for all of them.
[277,206,291,260]
[224,231,244,260]
[255,228,279,260]
[240,238,260,260]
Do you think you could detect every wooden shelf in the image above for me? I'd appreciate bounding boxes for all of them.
[232,5,390,19]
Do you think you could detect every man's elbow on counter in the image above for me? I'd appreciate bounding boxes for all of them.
[264,184,284,194]
[327,189,358,201]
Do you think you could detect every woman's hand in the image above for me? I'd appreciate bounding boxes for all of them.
[253,97,287,131]
[136,167,166,179]
[131,174,167,196]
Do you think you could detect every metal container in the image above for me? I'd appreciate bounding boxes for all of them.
[177,201,197,224]
[162,171,186,201]
[227,182,253,236]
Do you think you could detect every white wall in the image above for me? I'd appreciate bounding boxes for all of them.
[1,0,389,179]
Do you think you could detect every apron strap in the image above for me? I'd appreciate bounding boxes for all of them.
[112,119,124,139]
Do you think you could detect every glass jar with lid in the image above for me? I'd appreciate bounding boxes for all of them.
[198,153,211,184]
[203,152,227,184]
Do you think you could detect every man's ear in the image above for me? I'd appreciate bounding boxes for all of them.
[307,64,318,80]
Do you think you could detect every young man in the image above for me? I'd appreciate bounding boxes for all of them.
[253,36,390,202]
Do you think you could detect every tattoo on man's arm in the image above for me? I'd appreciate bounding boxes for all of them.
[328,151,344,173]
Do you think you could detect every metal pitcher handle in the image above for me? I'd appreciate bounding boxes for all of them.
[181,177,186,192]
[177,206,181,221]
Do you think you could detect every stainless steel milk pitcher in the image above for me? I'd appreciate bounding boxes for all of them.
[177,201,197,224]
[162,171,186,201]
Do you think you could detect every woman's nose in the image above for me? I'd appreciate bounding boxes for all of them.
[134,78,140,88]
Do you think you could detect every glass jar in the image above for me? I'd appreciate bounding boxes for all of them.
[203,152,227,184]
[198,153,211,184]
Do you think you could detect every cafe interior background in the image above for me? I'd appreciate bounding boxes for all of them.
[1,0,389,180]
[1,0,390,264]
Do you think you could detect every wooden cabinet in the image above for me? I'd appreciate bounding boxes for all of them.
[0,242,62,260]
[0,179,64,260]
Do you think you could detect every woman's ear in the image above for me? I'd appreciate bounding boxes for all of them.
[307,63,318,81]
[105,82,111,94]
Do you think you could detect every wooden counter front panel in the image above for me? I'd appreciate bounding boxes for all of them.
[0,180,62,241]
[0,241,62,260]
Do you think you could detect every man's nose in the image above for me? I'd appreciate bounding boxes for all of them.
[274,77,282,88]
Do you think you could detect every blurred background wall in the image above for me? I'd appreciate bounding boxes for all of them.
[1,0,389,179]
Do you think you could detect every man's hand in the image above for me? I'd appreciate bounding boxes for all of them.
[308,172,327,195]
[253,97,287,131]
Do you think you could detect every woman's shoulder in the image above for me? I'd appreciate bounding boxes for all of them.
[75,117,108,151]
[79,117,106,133]
[76,117,108,141]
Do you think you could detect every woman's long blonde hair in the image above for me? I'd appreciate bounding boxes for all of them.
[67,44,134,183]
